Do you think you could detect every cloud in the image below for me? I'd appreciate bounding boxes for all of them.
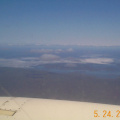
[31,49,53,53]
[31,48,74,54]
[40,54,60,61]
[66,48,74,52]
[80,58,114,64]
[0,57,114,68]
[21,57,39,61]
[0,59,28,68]
[55,49,63,53]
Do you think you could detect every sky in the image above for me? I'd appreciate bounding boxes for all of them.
[0,0,120,46]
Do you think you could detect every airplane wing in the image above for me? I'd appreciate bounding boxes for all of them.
[0,97,120,120]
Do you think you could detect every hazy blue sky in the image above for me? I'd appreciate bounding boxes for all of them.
[0,0,120,46]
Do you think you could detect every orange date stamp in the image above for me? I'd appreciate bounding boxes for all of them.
[94,110,120,118]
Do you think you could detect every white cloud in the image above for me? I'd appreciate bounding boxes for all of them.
[40,54,60,61]
[55,49,63,53]
[0,57,114,68]
[31,48,74,54]
[31,49,53,53]
[80,58,114,64]
[67,48,74,52]
[0,59,28,68]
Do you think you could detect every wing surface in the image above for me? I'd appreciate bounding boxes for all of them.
[0,97,120,120]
